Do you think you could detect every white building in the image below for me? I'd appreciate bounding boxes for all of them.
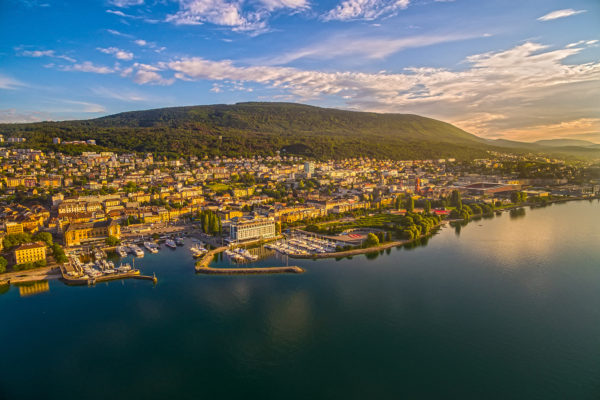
[230,218,276,242]
[304,161,315,177]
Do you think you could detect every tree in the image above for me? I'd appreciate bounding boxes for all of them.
[106,236,120,246]
[450,190,462,207]
[406,197,415,213]
[424,200,431,214]
[33,232,53,246]
[365,233,380,247]
[0,256,7,273]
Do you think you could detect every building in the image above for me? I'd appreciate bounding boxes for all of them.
[63,219,121,247]
[230,218,276,242]
[5,222,24,235]
[304,162,315,177]
[14,242,46,265]
[52,137,61,144]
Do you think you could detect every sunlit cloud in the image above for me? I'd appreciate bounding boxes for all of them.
[97,47,134,61]
[323,0,410,21]
[62,61,115,74]
[537,8,586,21]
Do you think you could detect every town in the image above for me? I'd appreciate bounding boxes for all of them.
[0,138,598,291]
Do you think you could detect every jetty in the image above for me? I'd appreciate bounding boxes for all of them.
[194,246,304,275]
[196,265,304,275]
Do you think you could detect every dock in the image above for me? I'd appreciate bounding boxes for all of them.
[194,246,304,275]
[196,265,304,275]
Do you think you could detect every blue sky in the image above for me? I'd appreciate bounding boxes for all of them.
[1,0,598,142]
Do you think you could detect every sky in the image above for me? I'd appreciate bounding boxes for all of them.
[0,0,599,142]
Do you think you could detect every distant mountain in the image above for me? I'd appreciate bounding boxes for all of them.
[534,139,599,147]
[0,102,598,160]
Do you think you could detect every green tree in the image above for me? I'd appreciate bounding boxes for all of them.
[365,233,380,247]
[0,256,7,273]
[106,236,120,246]
[406,197,415,213]
[33,232,53,246]
[424,200,431,214]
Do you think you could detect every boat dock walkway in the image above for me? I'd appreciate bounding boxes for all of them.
[194,246,304,275]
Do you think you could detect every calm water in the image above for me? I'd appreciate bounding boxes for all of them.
[2,200,600,400]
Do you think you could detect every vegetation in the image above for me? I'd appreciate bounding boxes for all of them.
[52,244,68,264]
[2,233,33,250]
[0,102,497,160]
[197,210,222,235]
[0,256,7,273]
[13,260,46,271]
[106,235,121,246]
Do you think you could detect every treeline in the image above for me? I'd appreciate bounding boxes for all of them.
[0,103,492,160]
[197,210,222,235]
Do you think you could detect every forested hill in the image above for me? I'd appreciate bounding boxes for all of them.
[0,102,497,160]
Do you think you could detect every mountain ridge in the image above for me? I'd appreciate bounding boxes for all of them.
[0,102,598,160]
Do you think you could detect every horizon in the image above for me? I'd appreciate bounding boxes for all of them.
[1,0,599,142]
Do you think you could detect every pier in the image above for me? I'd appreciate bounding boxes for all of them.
[195,265,304,275]
[194,246,304,275]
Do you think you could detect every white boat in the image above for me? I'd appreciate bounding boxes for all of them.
[176,237,185,246]
[116,246,128,258]
[129,244,144,257]
[144,241,159,254]
[165,239,177,249]
[117,263,132,272]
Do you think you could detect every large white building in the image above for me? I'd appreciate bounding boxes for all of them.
[230,218,276,242]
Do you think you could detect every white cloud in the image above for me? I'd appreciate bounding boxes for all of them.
[61,100,106,113]
[0,74,26,90]
[165,0,308,34]
[62,61,115,74]
[108,0,144,7]
[106,9,128,17]
[323,0,409,21]
[538,8,586,21]
[264,32,483,64]
[106,29,134,38]
[97,47,134,61]
[91,86,149,102]
[0,109,51,123]
[124,63,174,85]
[20,49,76,62]
[134,39,147,46]
[259,0,309,11]
[166,41,600,138]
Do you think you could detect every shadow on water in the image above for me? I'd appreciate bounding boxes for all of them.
[0,284,10,296]
[510,208,526,219]
[365,251,379,260]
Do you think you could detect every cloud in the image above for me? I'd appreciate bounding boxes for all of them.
[108,0,144,7]
[62,61,115,74]
[97,47,134,60]
[537,9,586,21]
[165,0,308,34]
[134,39,147,46]
[91,86,150,101]
[0,109,52,123]
[323,0,410,21]
[122,63,174,85]
[166,41,600,139]
[106,29,134,38]
[61,100,106,113]
[264,32,484,64]
[258,0,309,11]
[499,118,600,142]
[0,74,26,90]
[19,49,76,62]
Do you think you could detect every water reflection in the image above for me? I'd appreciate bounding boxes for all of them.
[17,280,49,297]
[0,284,9,296]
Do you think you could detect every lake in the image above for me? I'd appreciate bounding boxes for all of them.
[1,200,600,399]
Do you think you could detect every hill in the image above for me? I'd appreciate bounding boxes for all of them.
[534,139,598,148]
[0,102,597,160]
